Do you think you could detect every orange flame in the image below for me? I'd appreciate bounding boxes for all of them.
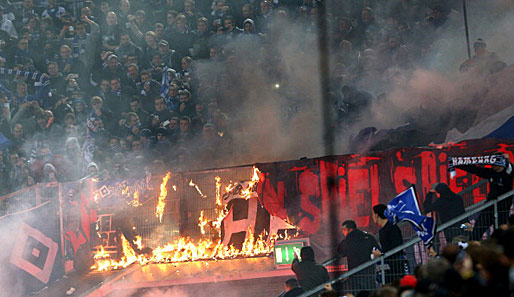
[239,166,261,199]
[155,172,171,223]
[127,190,141,207]
[134,235,143,250]
[92,234,150,271]
[92,227,296,271]
[92,166,299,272]
[215,176,222,206]
[122,186,130,197]
[189,179,207,198]
[198,211,208,235]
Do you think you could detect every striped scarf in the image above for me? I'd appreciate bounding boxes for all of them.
[448,154,507,178]
[0,67,49,87]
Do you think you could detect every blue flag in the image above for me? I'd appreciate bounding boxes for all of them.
[384,186,436,246]
[160,66,172,98]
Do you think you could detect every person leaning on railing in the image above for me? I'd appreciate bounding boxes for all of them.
[291,246,330,294]
[371,204,409,284]
[336,220,379,291]
[454,153,513,240]
[423,183,467,244]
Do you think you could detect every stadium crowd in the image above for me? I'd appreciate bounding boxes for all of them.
[0,0,507,197]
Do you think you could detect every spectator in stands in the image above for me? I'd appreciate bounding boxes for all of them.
[372,204,408,284]
[0,6,17,39]
[459,38,506,75]
[291,246,330,292]
[101,11,123,51]
[454,153,513,240]
[42,0,67,25]
[191,17,212,60]
[158,39,181,70]
[423,183,467,243]
[282,278,305,297]
[115,32,143,66]
[336,220,379,291]
[165,13,192,58]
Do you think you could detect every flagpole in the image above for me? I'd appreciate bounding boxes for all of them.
[462,0,472,59]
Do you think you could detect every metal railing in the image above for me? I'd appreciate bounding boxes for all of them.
[297,187,514,297]
[320,179,489,269]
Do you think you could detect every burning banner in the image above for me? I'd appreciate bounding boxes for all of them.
[90,167,298,271]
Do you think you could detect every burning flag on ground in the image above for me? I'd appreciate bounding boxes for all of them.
[0,201,64,296]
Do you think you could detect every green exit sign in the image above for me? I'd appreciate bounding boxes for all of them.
[274,239,310,267]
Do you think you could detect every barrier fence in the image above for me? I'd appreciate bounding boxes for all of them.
[0,143,512,296]
[299,187,514,297]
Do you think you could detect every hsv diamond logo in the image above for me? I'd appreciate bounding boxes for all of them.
[99,185,111,197]
[9,223,58,284]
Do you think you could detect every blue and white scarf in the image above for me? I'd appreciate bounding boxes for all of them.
[448,154,507,178]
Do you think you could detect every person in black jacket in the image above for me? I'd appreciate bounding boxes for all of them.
[291,246,329,293]
[337,220,379,291]
[282,278,305,297]
[455,153,513,240]
[372,204,408,284]
[423,183,467,243]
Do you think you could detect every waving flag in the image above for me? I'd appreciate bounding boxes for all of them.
[384,186,436,246]
[160,66,174,98]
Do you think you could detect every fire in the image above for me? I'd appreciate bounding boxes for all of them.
[198,211,208,235]
[212,205,229,236]
[93,227,295,271]
[127,190,141,207]
[134,235,143,250]
[238,166,261,199]
[189,179,207,198]
[122,186,130,197]
[155,172,171,223]
[92,166,299,272]
[92,234,149,271]
[221,167,261,201]
[215,176,222,206]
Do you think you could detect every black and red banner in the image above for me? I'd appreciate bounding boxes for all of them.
[256,139,514,256]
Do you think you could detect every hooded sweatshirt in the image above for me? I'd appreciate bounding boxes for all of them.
[423,183,465,223]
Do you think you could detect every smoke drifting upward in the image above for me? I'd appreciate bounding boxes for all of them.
[336,0,514,152]
[194,0,514,167]
[196,17,325,165]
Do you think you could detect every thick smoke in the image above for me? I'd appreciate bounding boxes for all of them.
[195,16,325,165]
[349,0,514,147]
[193,0,514,167]
[0,205,40,297]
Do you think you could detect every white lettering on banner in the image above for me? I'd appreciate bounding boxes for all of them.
[221,198,258,246]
